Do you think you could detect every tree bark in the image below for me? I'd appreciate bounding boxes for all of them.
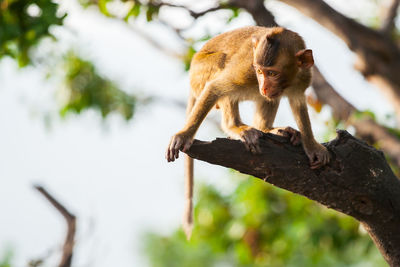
[185,131,400,267]
[312,66,400,167]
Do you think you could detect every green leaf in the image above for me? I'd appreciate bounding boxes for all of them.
[98,0,111,16]
[227,7,240,23]
[124,2,141,21]
[145,5,159,22]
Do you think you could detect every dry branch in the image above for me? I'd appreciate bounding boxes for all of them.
[34,185,76,267]
[185,131,400,266]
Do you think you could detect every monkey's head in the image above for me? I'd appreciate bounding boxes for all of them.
[252,28,314,99]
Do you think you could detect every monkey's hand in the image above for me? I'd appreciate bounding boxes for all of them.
[305,143,330,169]
[270,127,301,146]
[240,127,264,154]
[166,132,194,162]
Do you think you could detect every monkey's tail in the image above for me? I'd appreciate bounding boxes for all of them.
[182,93,196,240]
[183,154,194,240]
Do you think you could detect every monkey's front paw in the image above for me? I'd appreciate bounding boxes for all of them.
[306,143,330,169]
[240,128,264,154]
[277,127,301,146]
[166,133,193,162]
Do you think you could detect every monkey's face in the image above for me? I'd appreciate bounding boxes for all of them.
[253,64,292,99]
[253,49,314,99]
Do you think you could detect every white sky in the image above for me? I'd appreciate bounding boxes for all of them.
[0,0,395,266]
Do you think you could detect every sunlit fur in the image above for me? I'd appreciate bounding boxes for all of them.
[168,26,330,240]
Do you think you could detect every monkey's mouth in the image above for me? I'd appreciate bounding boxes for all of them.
[269,91,281,98]
[262,90,281,99]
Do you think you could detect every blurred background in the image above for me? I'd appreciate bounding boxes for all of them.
[0,0,399,266]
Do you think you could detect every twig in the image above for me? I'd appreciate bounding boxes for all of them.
[189,5,224,19]
[150,1,223,19]
[34,185,76,267]
[123,22,183,59]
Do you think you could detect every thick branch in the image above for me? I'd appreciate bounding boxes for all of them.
[35,185,76,267]
[185,131,400,266]
[381,0,400,35]
[312,67,400,167]
[228,0,277,27]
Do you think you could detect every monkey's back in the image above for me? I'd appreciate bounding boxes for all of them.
[189,26,271,96]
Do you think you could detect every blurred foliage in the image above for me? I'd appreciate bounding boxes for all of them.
[0,0,66,66]
[78,0,241,70]
[144,178,386,267]
[0,0,147,121]
[0,249,13,267]
[60,52,137,120]
[352,110,377,121]
[80,0,160,21]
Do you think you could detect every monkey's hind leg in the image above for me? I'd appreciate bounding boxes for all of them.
[219,98,263,154]
[253,99,301,146]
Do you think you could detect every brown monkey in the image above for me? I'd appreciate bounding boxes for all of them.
[166,26,330,239]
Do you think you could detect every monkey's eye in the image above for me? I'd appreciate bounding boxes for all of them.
[267,71,278,77]
[256,69,263,74]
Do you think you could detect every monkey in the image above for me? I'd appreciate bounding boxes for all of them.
[165,26,330,240]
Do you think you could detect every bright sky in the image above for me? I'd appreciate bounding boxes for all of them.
[0,0,395,266]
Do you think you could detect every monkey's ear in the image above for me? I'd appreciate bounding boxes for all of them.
[296,49,314,69]
[251,35,259,48]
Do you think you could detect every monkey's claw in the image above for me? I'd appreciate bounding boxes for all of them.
[278,126,301,146]
[306,144,330,169]
[166,133,193,162]
[240,128,263,154]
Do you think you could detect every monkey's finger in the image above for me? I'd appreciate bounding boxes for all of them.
[165,149,170,162]
[310,161,322,169]
[243,141,251,152]
[310,157,324,169]
[168,138,181,161]
[166,142,175,162]
[244,137,259,154]
[173,142,181,160]
[323,154,330,165]
[249,141,262,154]
[169,147,176,162]
[249,144,257,154]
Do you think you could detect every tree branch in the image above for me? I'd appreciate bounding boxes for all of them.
[380,0,400,35]
[185,131,400,266]
[227,0,400,169]
[228,0,277,27]
[277,0,400,122]
[312,66,400,168]
[34,185,76,267]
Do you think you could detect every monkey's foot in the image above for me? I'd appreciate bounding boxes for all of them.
[240,128,263,154]
[166,133,193,162]
[277,127,301,146]
[306,143,330,169]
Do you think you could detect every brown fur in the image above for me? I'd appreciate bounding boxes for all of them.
[166,26,330,240]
